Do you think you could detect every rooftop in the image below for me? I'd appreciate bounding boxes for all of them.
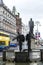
[0,0,15,17]
[0,0,3,5]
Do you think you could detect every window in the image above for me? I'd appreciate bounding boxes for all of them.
[6,12,7,15]
[3,11,5,14]
[8,14,9,17]
[0,41,5,45]
[3,19,5,21]
[0,33,9,37]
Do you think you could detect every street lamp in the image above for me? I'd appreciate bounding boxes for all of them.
[35,21,41,46]
[35,21,41,33]
[35,21,41,37]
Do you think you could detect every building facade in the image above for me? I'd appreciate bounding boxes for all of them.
[0,0,16,38]
[16,13,22,33]
[22,24,29,36]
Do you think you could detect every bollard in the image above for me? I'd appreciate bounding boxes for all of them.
[3,50,6,61]
[41,50,43,62]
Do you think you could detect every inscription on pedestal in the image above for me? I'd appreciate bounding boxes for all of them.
[15,52,28,62]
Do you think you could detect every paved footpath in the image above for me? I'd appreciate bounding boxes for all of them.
[6,62,15,65]
[0,61,15,65]
[30,62,43,65]
[0,61,43,65]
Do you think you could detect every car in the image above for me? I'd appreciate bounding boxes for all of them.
[9,43,17,47]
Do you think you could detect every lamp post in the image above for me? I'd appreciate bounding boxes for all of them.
[35,21,41,46]
[35,21,41,38]
[35,21,40,34]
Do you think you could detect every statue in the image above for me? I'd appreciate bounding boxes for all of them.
[26,32,31,51]
[17,32,25,52]
[29,18,34,34]
[12,32,25,52]
[26,32,31,61]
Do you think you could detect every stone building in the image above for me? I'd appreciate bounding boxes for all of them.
[0,0,16,38]
[16,13,22,33]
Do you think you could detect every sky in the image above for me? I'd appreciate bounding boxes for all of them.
[3,0,43,39]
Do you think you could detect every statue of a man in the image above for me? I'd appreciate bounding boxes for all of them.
[17,32,25,52]
[29,18,34,34]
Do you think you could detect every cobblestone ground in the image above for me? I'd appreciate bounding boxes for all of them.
[0,61,15,65]
[0,51,43,65]
[15,62,43,65]
[29,62,43,65]
[0,61,43,65]
[6,62,15,65]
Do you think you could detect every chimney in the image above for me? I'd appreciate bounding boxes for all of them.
[0,0,4,5]
[18,13,20,17]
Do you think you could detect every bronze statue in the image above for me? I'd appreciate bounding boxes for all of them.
[17,32,25,52]
[29,18,34,34]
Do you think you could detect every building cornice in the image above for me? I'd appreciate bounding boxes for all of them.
[0,4,16,18]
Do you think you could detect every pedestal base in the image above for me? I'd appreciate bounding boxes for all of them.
[15,52,28,62]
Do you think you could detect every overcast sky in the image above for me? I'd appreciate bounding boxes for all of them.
[3,0,43,38]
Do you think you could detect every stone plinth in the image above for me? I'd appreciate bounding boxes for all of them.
[15,52,28,62]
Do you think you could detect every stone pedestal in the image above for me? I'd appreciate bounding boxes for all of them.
[31,39,35,49]
[15,52,28,62]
